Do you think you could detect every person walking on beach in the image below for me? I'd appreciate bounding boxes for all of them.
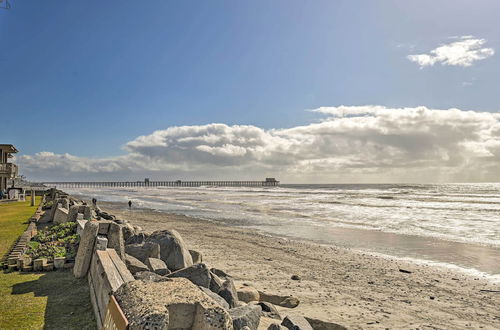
[128,200,132,208]
[92,198,97,206]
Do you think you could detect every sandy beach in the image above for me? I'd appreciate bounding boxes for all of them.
[101,201,499,330]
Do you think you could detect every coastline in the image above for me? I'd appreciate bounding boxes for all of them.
[101,200,499,330]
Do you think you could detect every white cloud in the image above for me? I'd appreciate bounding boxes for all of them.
[16,106,500,183]
[407,36,494,68]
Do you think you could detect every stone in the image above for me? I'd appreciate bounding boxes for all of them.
[229,304,262,330]
[304,317,347,330]
[237,286,260,303]
[218,278,239,308]
[291,275,300,281]
[68,205,80,222]
[125,242,161,263]
[251,302,281,320]
[199,286,230,310]
[125,254,149,274]
[82,206,92,220]
[147,229,193,271]
[114,278,233,330]
[210,271,224,293]
[53,207,69,224]
[281,316,313,330]
[268,324,288,330]
[54,257,65,269]
[259,292,300,308]
[107,222,125,259]
[43,263,54,271]
[125,232,148,245]
[145,257,170,276]
[96,236,108,251]
[73,221,99,278]
[122,223,136,241]
[167,263,211,288]
[133,271,168,283]
[211,268,231,279]
[76,219,87,236]
[189,249,203,263]
[33,258,47,271]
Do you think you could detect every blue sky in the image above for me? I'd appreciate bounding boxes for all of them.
[2,1,500,182]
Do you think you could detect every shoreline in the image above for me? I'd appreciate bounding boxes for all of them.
[100,200,499,329]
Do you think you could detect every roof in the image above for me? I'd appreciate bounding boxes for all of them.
[0,144,19,153]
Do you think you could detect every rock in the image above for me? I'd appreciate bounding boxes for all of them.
[237,286,260,303]
[53,206,69,224]
[211,267,231,279]
[167,263,211,288]
[268,324,288,330]
[281,316,313,330]
[189,249,203,263]
[125,232,148,245]
[125,254,149,274]
[218,278,239,308]
[68,205,80,222]
[82,206,92,220]
[107,222,125,259]
[95,236,108,250]
[53,257,65,269]
[241,327,251,330]
[304,317,347,330]
[73,221,99,278]
[210,271,224,293]
[199,286,230,310]
[133,271,168,283]
[125,242,161,263]
[229,304,262,330]
[259,292,300,308]
[251,302,281,320]
[122,223,136,241]
[145,257,170,276]
[147,229,193,271]
[114,278,232,330]
[291,275,300,281]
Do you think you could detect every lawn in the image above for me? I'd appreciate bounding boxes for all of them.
[0,197,96,329]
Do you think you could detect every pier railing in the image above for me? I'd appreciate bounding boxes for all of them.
[42,180,279,188]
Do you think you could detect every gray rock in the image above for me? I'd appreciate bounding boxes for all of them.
[229,304,262,330]
[291,275,301,281]
[107,222,125,260]
[209,271,224,293]
[304,317,347,330]
[121,223,136,241]
[147,229,193,271]
[145,257,170,276]
[211,267,231,279]
[133,271,168,283]
[73,221,99,278]
[259,291,300,308]
[218,278,239,308]
[189,249,203,263]
[237,286,260,303]
[281,316,313,330]
[251,301,281,320]
[167,263,211,288]
[125,242,161,263]
[268,324,288,330]
[199,286,230,310]
[125,254,149,274]
[67,205,80,222]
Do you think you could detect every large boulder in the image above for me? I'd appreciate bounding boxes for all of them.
[229,304,262,330]
[125,254,149,274]
[125,242,161,263]
[304,317,347,330]
[237,286,260,303]
[167,263,211,288]
[147,229,193,271]
[281,316,313,330]
[114,278,233,330]
[125,232,148,245]
[145,257,170,276]
[218,278,239,308]
[259,292,300,308]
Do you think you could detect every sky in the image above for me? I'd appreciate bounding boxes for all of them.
[1,0,500,183]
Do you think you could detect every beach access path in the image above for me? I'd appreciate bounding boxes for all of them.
[103,201,500,330]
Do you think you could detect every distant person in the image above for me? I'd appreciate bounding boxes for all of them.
[128,200,132,208]
[92,198,97,206]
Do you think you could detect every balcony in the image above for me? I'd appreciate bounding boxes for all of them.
[0,163,18,178]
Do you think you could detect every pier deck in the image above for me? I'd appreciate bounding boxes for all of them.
[43,179,279,188]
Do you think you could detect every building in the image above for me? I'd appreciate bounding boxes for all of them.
[0,144,18,193]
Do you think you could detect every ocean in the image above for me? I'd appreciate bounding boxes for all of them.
[64,183,500,281]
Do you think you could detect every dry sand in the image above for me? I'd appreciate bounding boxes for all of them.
[103,202,499,330]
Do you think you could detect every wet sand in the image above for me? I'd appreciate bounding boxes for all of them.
[102,201,500,330]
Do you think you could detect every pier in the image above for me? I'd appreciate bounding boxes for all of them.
[43,178,279,188]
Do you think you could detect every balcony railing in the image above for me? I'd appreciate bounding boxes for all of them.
[0,163,18,177]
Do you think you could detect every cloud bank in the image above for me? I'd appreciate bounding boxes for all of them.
[18,106,500,183]
[407,36,494,68]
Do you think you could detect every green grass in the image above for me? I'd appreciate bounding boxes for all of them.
[0,197,96,329]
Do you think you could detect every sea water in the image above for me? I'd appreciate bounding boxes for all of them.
[64,183,500,280]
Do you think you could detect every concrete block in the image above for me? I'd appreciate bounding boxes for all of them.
[96,236,108,251]
[54,257,65,269]
[53,207,69,224]
[73,221,99,278]
[33,258,47,271]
